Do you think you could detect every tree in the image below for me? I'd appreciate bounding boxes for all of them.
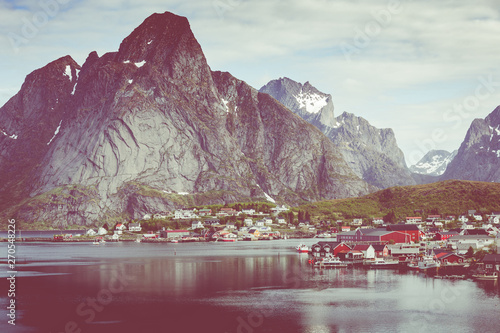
[383,211,396,224]
[305,211,311,222]
[288,211,295,225]
[465,246,474,258]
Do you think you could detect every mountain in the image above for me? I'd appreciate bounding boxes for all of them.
[0,12,372,227]
[410,149,458,176]
[442,106,500,182]
[260,78,416,189]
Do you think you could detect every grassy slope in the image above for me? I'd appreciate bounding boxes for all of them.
[296,180,500,220]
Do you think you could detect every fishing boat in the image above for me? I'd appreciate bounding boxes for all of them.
[171,239,179,243]
[135,238,141,243]
[369,258,399,269]
[296,243,310,253]
[313,256,347,268]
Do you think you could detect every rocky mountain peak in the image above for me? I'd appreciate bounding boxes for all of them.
[442,105,500,182]
[259,77,335,128]
[410,149,457,176]
[261,78,415,189]
[115,11,211,87]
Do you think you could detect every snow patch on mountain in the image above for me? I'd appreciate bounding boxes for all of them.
[410,150,457,176]
[47,120,62,145]
[294,91,328,114]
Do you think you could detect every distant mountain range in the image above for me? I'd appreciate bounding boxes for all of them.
[260,78,416,189]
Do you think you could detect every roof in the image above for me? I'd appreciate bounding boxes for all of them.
[387,224,419,231]
[482,254,500,263]
[353,244,372,251]
[371,244,388,251]
[435,252,464,259]
[448,235,492,240]
[437,231,459,236]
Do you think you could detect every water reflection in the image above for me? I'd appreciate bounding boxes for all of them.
[1,242,499,333]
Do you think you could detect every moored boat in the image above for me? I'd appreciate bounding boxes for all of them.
[472,271,499,281]
[369,258,399,269]
[418,255,440,270]
[313,255,347,268]
[296,243,309,253]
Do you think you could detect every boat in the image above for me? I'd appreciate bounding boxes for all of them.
[135,238,141,243]
[171,239,179,243]
[472,271,499,281]
[369,258,399,269]
[314,256,347,268]
[221,238,237,242]
[296,243,310,253]
[418,255,440,270]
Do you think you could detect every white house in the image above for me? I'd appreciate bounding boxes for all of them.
[174,209,197,219]
[244,218,253,226]
[373,219,384,225]
[255,220,265,227]
[242,209,256,215]
[461,222,475,230]
[447,235,496,253]
[191,221,204,229]
[143,214,152,220]
[489,215,500,224]
[115,223,127,235]
[98,227,108,235]
[473,214,483,221]
[406,217,422,224]
[277,217,286,225]
[128,223,142,232]
[351,219,362,226]
[86,229,97,236]
[270,205,288,214]
[458,215,469,223]
[264,217,273,225]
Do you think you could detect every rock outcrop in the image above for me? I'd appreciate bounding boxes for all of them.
[442,106,500,182]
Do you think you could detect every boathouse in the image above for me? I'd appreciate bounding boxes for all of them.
[482,254,500,271]
[386,225,420,243]
[310,241,351,258]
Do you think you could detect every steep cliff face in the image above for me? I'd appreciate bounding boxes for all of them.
[442,106,500,182]
[0,12,372,227]
[260,78,415,189]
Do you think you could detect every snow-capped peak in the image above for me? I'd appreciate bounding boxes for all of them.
[294,90,328,114]
[410,150,457,176]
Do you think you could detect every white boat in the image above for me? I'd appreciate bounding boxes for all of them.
[314,256,347,268]
[369,258,399,269]
[171,239,179,243]
[418,256,440,270]
[135,238,141,243]
[472,271,498,281]
[296,243,309,253]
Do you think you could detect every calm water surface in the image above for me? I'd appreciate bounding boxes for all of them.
[1,239,499,333]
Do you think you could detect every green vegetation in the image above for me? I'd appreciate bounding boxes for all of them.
[295,180,500,222]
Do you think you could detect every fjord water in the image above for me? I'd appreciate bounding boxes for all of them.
[1,240,499,333]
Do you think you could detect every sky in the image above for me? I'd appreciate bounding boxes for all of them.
[1,0,500,166]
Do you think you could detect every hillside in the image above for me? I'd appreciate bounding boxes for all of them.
[296,180,500,220]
